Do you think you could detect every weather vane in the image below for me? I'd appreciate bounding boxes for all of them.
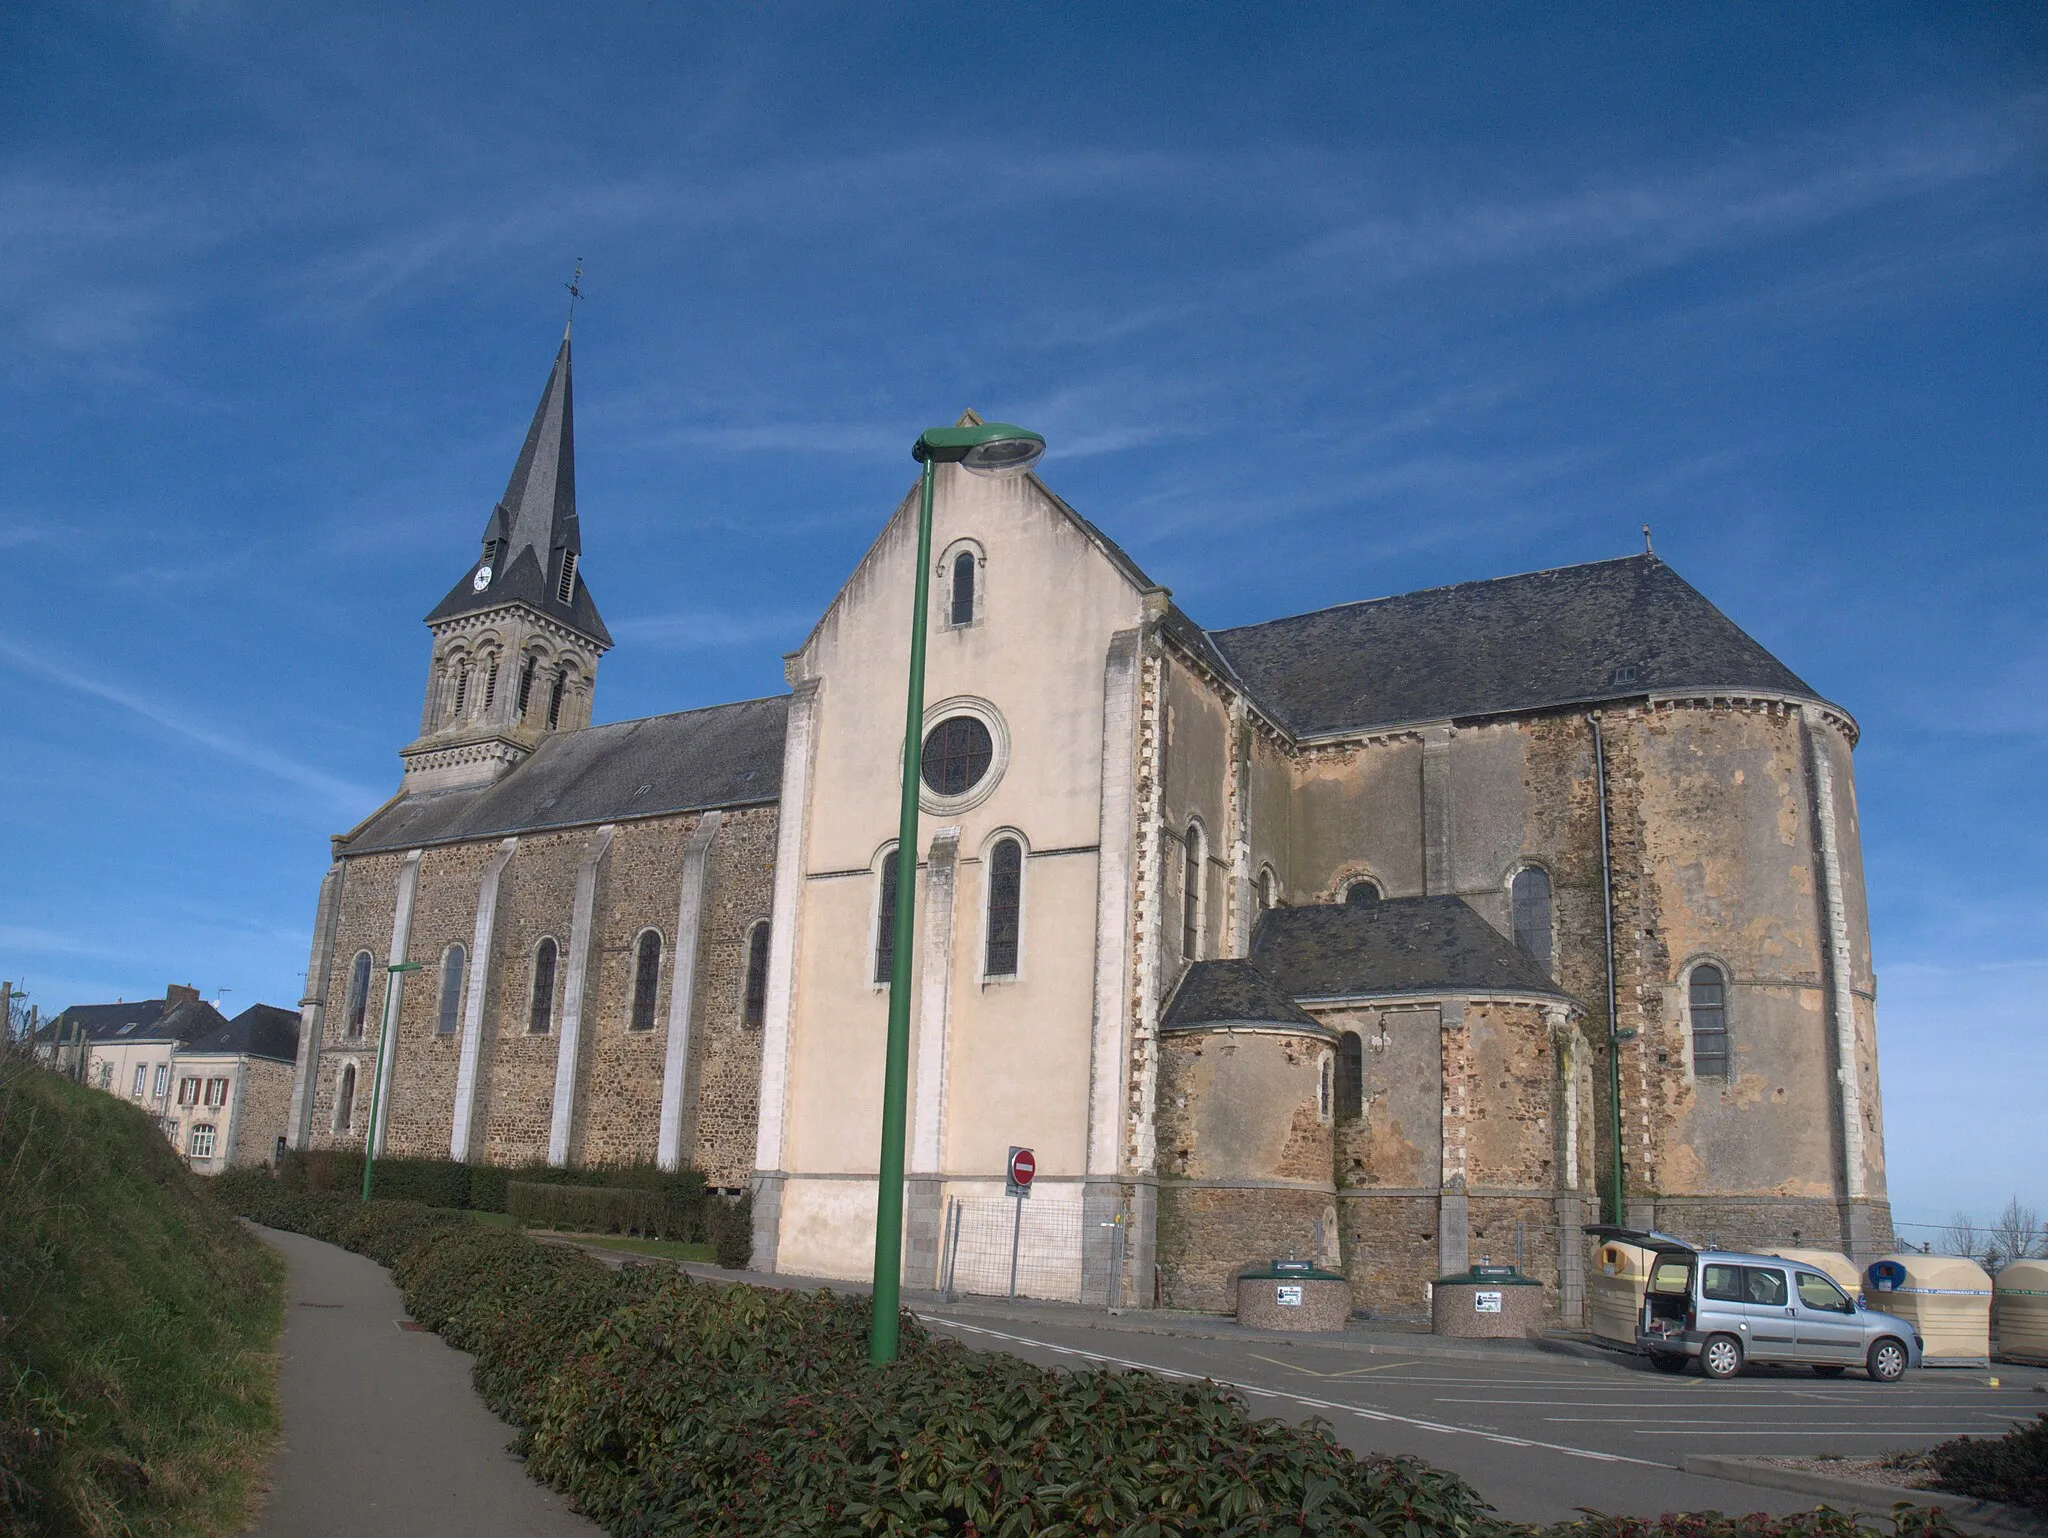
[564,258,584,330]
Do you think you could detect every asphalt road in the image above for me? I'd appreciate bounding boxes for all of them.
[919,1310,2048,1525]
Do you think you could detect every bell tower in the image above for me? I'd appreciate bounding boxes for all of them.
[401,326,612,793]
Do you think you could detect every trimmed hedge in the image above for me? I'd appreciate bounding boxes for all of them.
[1924,1411,2048,1513]
[503,1179,754,1267]
[214,1173,1969,1538]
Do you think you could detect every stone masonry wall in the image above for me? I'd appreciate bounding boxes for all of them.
[683,806,777,1185]
[232,1058,295,1166]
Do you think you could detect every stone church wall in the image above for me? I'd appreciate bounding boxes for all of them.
[683,806,777,1185]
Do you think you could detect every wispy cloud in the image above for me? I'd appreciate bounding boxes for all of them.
[0,924,131,963]
[0,635,378,810]
[608,608,813,650]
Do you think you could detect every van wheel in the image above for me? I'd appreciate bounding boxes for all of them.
[1812,1365,1847,1378]
[1649,1352,1689,1374]
[1867,1338,1908,1383]
[1700,1334,1744,1379]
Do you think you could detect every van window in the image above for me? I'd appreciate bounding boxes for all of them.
[1648,1259,1691,1295]
[1796,1271,1853,1314]
[1743,1268,1788,1307]
[1702,1264,1745,1302]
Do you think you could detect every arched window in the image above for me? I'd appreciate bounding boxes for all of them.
[482,658,499,711]
[1345,878,1381,906]
[630,931,662,1032]
[333,1063,356,1133]
[986,837,1023,977]
[950,550,977,625]
[873,854,900,985]
[344,951,373,1038]
[1690,964,1729,1080]
[1512,866,1553,972]
[1258,868,1277,911]
[547,671,567,729]
[1182,822,1204,961]
[1319,1054,1333,1121]
[742,922,771,1027]
[453,664,471,716]
[517,656,537,716]
[1335,1031,1364,1121]
[437,944,466,1035]
[529,938,558,1034]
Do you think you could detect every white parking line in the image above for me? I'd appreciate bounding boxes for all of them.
[921,1316,1668,1469]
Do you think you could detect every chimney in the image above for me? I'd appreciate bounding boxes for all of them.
[165,983,200,1006]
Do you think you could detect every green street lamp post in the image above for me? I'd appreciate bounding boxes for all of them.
[362,960,424,1201]
[869,421,1045,1367]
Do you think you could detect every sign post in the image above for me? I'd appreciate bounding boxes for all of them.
[1005,1146,1035,1300]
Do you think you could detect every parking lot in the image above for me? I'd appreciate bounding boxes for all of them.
[921,1310,2047,1523]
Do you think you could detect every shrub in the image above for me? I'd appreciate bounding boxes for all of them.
[212,1180,1969,1538]
[1924,1411,2048,1513]
[507,1181,700,1239]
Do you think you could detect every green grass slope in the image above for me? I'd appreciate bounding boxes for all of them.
[0,1056,284,1537]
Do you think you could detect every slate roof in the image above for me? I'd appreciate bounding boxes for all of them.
[39,996,228,1044]
[425,330,611,647]
[345,694,787,853]
[182,1004,301,1064]
[1248,897,1574,1004]
[1209,555,1823,738]
[1162,959,1323,1033]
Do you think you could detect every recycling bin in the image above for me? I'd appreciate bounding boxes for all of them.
[1764,1246,1862,1304]
[1994,1258,2048,1365]
[1864,1254,1992,1366]
[1587,1238,1653,1348]
[1236,1261,1350,1332]
[1432,1264,1546,1339]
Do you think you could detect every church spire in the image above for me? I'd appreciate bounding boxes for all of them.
[425,332,610,647]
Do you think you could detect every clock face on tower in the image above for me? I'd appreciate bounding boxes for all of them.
[472,566,493,592]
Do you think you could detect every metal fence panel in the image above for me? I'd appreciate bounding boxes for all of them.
[942,1193,1084,1303]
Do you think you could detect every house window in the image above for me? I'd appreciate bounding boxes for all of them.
[1690,964,1730,1080]
[873,854,900,985]
[630,931,662,1032]
[950,550,977,625]
[437,944,466,1035]
[333,1063,356,1133]
[920,717,994,797]
[189,1124,216,1159]
[152,1063,169,1098]
[742,922,771,1027]
[1345,878,1381,905]
[529,939,559,1034]
[1512,866,1553,972]
[1335,1031,1364,1121]
[345,951,373,1038]
[204,1077,230,1108]
[178,1076,200,1107]
[132,1063,146,1098]
[985,837,1023,978]
[1182,823,1205,961]
[97,1062,113,1090]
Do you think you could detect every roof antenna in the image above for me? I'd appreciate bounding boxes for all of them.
[1642,523,1653,556]
[563,257,584,338]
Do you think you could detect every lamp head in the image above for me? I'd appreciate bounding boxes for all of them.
[913,422,1046,477]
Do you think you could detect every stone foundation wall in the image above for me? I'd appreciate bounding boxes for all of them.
[1157,1183,1334,1313]
[1337,1193,1441,1318]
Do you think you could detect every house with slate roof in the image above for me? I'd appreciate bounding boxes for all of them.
[290,331,1892,1322]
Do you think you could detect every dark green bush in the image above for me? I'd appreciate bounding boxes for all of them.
[214,1180,1965,1538]
[276,1147,711,1214]
[507,1181,699,1238]
[1924,1410,2048,1513]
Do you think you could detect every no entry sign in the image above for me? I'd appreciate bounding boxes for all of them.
[1006,1146,1036,1199]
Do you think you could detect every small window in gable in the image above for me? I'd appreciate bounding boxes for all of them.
[630,930,662,1032]
[985,837,1023,977]
[950,550,977,625]
[530,939,559,1034]
[1690,964,1730,1080]
[742,922,771,1027]
[1345,878,1381,906]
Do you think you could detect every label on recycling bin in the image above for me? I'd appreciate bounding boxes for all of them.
[1474,1290,1503,1313]
[1275,1284,1304,1306]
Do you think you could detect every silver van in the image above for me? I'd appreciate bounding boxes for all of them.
[1605,1231,1923,1381]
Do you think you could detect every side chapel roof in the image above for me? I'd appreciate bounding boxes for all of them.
[345,694,787,852]
[1208,555,1823,738]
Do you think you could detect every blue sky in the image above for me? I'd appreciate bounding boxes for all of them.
[2,3,2041,1230]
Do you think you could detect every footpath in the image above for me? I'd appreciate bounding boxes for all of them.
[247,1227,599,1537]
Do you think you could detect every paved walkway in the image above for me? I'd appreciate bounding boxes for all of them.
[247,1226,599,1538]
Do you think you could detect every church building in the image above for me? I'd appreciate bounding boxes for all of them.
[287,333,1893,1320]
